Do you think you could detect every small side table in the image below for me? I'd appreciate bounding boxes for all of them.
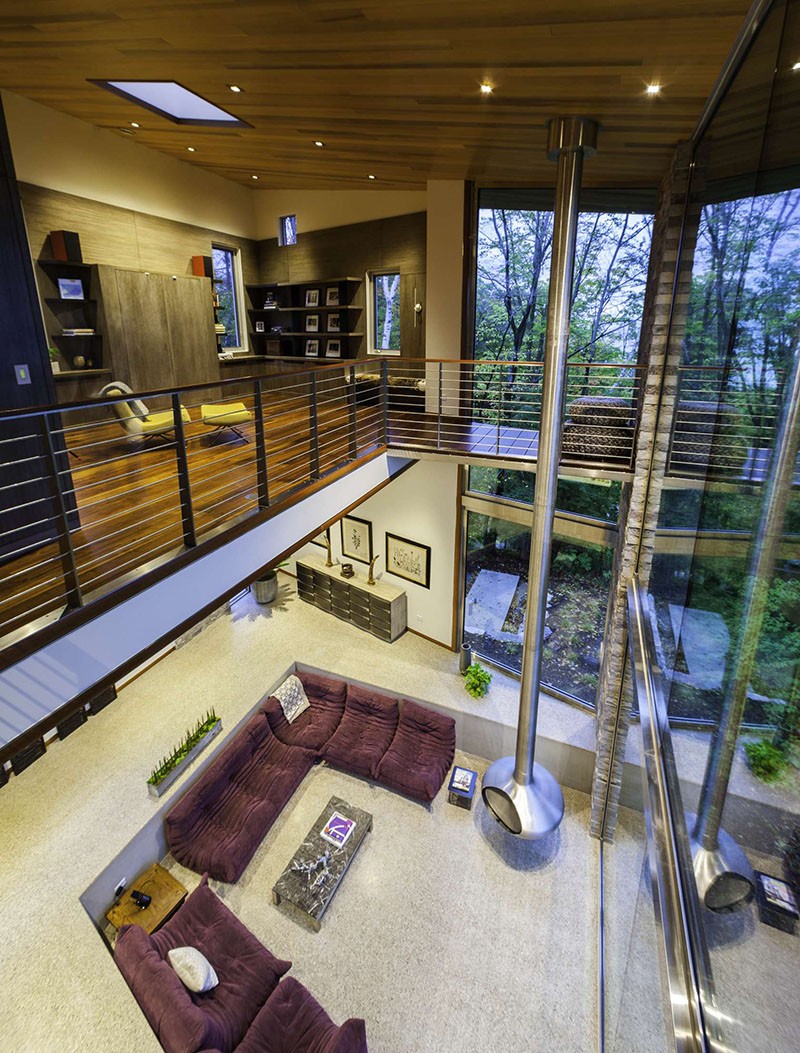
[106,862,187,935]
[448,766,478,810]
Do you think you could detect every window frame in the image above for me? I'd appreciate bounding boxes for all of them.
[366,269,402,356]
[211,243,247,353]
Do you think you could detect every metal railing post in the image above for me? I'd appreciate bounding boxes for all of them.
[39,414,83,611]
[437,361,443,449]
[171,392,196,548]
[309,372,321,479]
[253,379,270,509]
[496,367,503,454]
[380,358,389,445]
[347,365,358,459]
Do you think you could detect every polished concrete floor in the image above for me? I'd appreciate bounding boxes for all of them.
[0,578,617,1052]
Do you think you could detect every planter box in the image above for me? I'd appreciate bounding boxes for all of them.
[253,575,278,604]
[147,720,223,799]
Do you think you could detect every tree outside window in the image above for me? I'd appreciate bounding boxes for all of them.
[211,245,241,348]
[372,271,401,352]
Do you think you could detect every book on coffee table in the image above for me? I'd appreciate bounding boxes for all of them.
[320,811,356,848]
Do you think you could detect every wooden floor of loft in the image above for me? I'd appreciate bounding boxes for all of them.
[0,395,383,645]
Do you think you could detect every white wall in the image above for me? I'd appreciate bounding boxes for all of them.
[425,180,465,360]
[2,90,257,239]
[291,459,460,648]
[253,188,427,239]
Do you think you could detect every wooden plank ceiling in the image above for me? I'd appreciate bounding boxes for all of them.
[0,0,752,190]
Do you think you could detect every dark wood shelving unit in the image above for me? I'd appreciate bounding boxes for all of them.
[37,259,103,372]
[245,276,364,360]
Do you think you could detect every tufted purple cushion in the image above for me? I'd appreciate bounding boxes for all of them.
[238,978,368,1053]
[322,683,399,779]
[115,876,290,1053]
[375,700,456,802]
[262,672,345,754]
[165,712,315,883]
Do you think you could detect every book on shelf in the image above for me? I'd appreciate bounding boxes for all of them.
[214,323,227,334]
[60,328,95,335]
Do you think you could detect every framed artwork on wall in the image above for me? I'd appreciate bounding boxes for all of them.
[325,339,342,358]
[305,289,320,307]
[385,532,431,589]
[305,339,319,357]
[325,287,340,306]
[255,320,265,333]
[328,314,341,332]
[305,314,319,332]
[340,515,373,564]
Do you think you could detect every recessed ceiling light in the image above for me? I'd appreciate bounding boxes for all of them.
[645,83,662,95]
[228,84,243,93]
[130,121,140,128]
[251,174,259,180]
[89,80,252,127]
[480,82,493,95]
[187,146,196,152]
[368,174,376,180]
[314,140,325,147]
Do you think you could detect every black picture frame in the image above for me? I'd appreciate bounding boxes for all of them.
[340,515,373,564]
[385,532,431,589]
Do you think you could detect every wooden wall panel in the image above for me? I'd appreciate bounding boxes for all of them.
[163,275,219,390]
[112,271,174,393]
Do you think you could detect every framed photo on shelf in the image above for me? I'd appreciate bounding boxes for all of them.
[311,528,330,549]
[305,314,319,332]
[305,339,320,357]
[57,277,84,300]
[385,532,431,589]
[305,289,320,307]
[328,313,341,332]
[340,514,373,564]
[325,287,340,306]
[255,320,265,333]
[325,339,342,359]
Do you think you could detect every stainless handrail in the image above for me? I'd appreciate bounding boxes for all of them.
[627,574,724,1053]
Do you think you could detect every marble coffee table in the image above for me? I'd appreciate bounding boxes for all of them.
[272,795,372,931]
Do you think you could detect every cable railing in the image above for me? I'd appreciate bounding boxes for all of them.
[668,365,788,481]
[0,356,644,659]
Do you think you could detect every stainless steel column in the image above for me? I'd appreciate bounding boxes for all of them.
[691,334,800,908]
[482,117,598,839]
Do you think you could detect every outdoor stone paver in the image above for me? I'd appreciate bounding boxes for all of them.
[465,570,519,635]
[669,604,730,691]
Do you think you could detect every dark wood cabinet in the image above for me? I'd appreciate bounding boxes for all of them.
[297,554,407,642]
[245,276,364,361]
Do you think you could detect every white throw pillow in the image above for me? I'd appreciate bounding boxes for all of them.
[167,946,218,993]
[274,674,311,724]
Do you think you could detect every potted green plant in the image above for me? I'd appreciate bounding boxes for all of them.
[464,661,492,699]
[48,347,60,374]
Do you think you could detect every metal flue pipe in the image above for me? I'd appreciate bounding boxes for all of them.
[482,117,598,840]
[691,331,800,909]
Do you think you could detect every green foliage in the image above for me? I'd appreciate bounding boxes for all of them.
[744,739,787,782]
[148,708,219,785]
[464,662,492,699]
[48,346,59,361]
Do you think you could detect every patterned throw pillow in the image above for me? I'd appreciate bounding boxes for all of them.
[273,674,311,724]
[167,946,218,993]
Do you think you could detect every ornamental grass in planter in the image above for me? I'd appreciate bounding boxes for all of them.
[147,708,222,798]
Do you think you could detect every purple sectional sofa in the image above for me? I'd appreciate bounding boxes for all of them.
[115,877,366,1053]
[263,670,347,754]
[375,700,456,802]
[165,710,315,883]
[165,667,457,887]
[321,683,400,779]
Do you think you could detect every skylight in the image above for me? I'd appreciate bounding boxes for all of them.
[90,80,251,127]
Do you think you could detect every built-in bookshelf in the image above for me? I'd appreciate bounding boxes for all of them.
[37,259,103,372]
[245,276,364,360]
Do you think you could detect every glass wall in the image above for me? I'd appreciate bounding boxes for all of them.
[462,468,617,707]
[642,1,800,1048]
